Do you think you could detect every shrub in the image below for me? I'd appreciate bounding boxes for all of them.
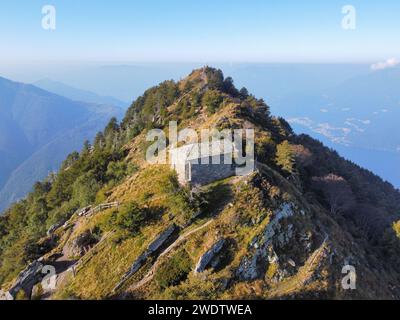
[115,202,146,233]
[159,172,201,223]
[204,67,224,90]
[255,132,276,164]
[202,90,223,114]
[266,261,279,279]
[106,160,137,184]
[394,221,400,239]
[275,140,295,174]
[32,283,44,300]
[155,249,192,289]
[15,289,28,300]
[71,172,101,207]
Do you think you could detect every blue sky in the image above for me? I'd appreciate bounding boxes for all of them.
[1,0,399,63]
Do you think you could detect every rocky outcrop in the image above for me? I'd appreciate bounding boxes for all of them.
[236,203,299,281]
[7,261,44,299]
[64,231,99,258]
[195,239,227,273]
[0,289,13,300]
[126,253,148,277]
[114,224,179,291]
[148,224,179,253]
[47,221,64,237]
[47,216,76,236]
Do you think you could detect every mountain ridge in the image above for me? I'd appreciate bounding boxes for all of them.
[1,67,400,300]
[33,78,128,109]
[0,76,123,212]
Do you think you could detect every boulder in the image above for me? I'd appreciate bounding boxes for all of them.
[128,253,149,275]
[46,221,64,237]
[113,224,179,292]
[65,231,98,258]
[8,260,44,299]
[195,239,226,273]
[148,224,178,254]
[0,290,13,300]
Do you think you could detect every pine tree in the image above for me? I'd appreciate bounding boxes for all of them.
[275,140,295,174]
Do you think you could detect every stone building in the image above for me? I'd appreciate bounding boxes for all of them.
[169,141,236,186]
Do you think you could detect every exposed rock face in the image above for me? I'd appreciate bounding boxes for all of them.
[47,221,64,237]
[7,261,44,299]
[127,253,148,276]
[148,224,179,253]
[236,203,298,281]
[195,239,227,273]
[0,289,13,300]
[114,224,179,291]
[65,231,99,258]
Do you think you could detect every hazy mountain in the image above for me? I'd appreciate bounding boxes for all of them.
[269,67,400,187]
[0,76,123,212]
[34,79,128,109]
[1,63,368,103]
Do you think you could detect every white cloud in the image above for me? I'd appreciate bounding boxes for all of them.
[371,58,399,71]
[320,108,329,113]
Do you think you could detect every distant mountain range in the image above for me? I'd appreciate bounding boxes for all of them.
[0,77,123,212]
[34,79,128,109]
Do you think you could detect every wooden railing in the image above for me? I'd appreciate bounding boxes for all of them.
[85,202,120,217]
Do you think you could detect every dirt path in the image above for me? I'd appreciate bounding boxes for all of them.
[128,219,214,292]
